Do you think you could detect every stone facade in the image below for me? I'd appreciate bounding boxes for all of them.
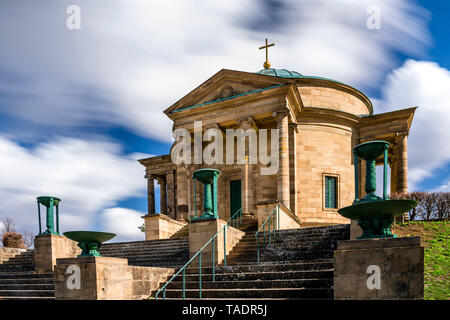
[138,69,415,231]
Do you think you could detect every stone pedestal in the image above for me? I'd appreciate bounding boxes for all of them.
[142,213,187,240]
[54,256,175,300]
[334,236,424,300]
[34,234,81,274]
[188,218,244,266]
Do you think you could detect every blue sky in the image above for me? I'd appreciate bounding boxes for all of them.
[0,0,449,241]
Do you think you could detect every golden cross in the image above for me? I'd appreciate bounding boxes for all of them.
[259,38,275,69]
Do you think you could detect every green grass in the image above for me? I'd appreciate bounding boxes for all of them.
[392,220,449,300]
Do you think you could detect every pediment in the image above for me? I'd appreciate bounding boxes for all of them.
[164,69,289,116]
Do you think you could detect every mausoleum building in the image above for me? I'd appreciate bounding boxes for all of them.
[138,65,415,237]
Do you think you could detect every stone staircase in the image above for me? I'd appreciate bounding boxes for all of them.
[0,219,350,300]
[158,223,350,299]
[170,224,190,239]
[0,250,55,300]
[99,237,190,268]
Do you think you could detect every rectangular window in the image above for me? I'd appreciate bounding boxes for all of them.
[325,176,337,209]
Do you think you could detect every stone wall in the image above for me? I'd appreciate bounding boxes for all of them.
[0,247,27,263]
[298,84,371,115]
[296,124,353,225]
[34,234,81,273]
[255,201,302,230]
[142,214,187,240]
[54,256,175,300]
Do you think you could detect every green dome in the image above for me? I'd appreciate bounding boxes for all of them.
[256,68,303,78]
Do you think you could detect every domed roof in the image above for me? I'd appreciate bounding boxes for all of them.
[256,68,303,78]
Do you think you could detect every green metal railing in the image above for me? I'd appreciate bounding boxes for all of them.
[154,208,242,300]
[255,203,280,263]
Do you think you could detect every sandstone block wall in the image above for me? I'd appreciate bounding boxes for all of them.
[143,214,187,240]
[296,125,353,225]
[298,85,371,115]
[54,256,175,300]
[0,247,27,263]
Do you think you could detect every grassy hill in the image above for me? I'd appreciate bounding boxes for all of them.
[392,220,449,300]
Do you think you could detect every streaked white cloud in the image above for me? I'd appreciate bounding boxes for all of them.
[100,207,145,242]
[0,135,148,234]
[0,0,430,142]
[374,59,450,191]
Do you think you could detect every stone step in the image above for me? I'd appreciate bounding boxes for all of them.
[104,252,189,261]
[102,238,189,248]
[161,287,332,299]
[0,296,54,300]
[277,226,349,234]
[0,272,54,280]
[128,261,187,270]
[0,266,35,272]
[260,250,334,262]
[173,269,334,282]
[274,229,349,238]
[166,278,333,290]
[0,284,54,290]
[0,289,54,297]
[101,242,189,249]
[0,278,54,285]
[100,249,188,256]
[186,260,334,274]
[125,259,189,267]
[1,252,34,259]
[100,247,189,255]
[263,231,348,240]
[1,258,34,264]
[126,261,186,268]
[100,247,188,256]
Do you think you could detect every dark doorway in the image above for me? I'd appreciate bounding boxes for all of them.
[230,180,242,219]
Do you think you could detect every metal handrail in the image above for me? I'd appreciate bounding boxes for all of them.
[255,202,280,263]
[154,208,242,300]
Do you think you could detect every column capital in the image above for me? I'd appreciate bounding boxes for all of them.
[236,116,258,130]
[288,123,299,133]
[272,111,287,121]
[155,176,166,185]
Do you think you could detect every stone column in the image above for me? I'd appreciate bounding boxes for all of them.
[238,117,256,216]
[396,133,408,194]
[274,111,290,209]
[389,158,396,195]
[288,123,297,214]
[157,176,167,215]
[176,164,189,221]
[146,175,155,215]
[166,171,176,219]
